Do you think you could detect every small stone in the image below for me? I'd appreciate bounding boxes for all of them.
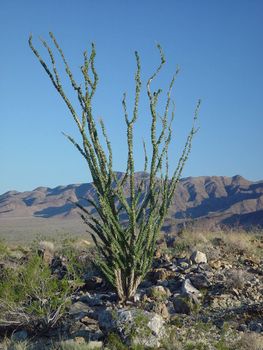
[232,288,240,297]
[140,280,153,288]
[147,285,171,300]
[210,260,222,269]
[249,321,263,333]
[80,316,98,326]
[12,330,28,342]
[151,268,170,281]
[172,294,199,315]
[69,301,90,319]
[181,279,202,298]
[146,301,170,319]
[179,261,189,269]
[189,273,210,289]
[238,323,248,332]
[190,251,207,264]
[84,276,104,291]
[157,280,169,288]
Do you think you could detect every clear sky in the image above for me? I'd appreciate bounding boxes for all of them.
[0,0,262,195]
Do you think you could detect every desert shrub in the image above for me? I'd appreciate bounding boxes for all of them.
[0,240,9,259]
[59,341,103,350]
[56,236,98,279]
[106,333,128,350]
[167,229,212,257]
[106,332,149,350]
[224,268,250,290]
[184,342,207,350]
[234,332,263,350]
[1,339,30,350]
[0,252,74,331]
[207,228,263,258]
[166,228,262,262]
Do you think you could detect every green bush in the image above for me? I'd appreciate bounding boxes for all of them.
[0,240,9,259]
[0,253,73,330]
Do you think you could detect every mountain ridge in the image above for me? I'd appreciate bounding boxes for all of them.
[0,174,262,232]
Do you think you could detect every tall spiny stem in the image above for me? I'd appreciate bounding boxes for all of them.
[29,33,200,301]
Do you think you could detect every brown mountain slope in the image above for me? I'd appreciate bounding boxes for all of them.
[0,174,262,231]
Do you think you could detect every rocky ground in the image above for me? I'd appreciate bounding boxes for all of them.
[0,228,262,349]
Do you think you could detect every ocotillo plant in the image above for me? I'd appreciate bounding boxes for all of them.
[29,33,200,301]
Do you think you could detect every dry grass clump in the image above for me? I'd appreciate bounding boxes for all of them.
[224,268,250,290]
[168,229,213,257]
[166,226,262,260]
[219,230,256,255]
[0,339,30,350]
[38,240,55,253]
[236,332,263,350]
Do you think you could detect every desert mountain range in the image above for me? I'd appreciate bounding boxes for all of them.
[0,174,262,235]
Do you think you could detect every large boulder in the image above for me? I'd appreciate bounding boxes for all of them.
[172,278,202,315]
[98,308,166,348]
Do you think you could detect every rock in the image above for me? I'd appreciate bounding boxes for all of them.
[179,261,190,270]
[166,236,176,248]
[79,292,117,307]
[173,295,191,314]
[189,273,210,289]
[69,320,103,341]
[116,309,166,348]
[172,294,199,315]
[176,257,190,265]
[167,278,184,293]
[210,294,240,309]
[97,308,114,332]
[146,301,170,319]
[170,278,202,314]
[84,276,104,291]
[140,280,153,288]
[12,330,28,342]
[181,278,202,298]
[151,268,170,281]
[98,308,166,348]
[80,293,104,307]
[134,291,142,302]
[146,285,171,300]
[80,316,99,327]
[238,323,248,332]
[190,251,207,264]
[50,255,68,278]
[158,280,169,288]
[69,301,90,319]
[248,321,263,333]
[210,260,222,269]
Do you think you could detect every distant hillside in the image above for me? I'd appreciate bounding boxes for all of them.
[0,174,262,238]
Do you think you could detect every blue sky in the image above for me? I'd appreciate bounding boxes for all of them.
[0,0,262,194]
